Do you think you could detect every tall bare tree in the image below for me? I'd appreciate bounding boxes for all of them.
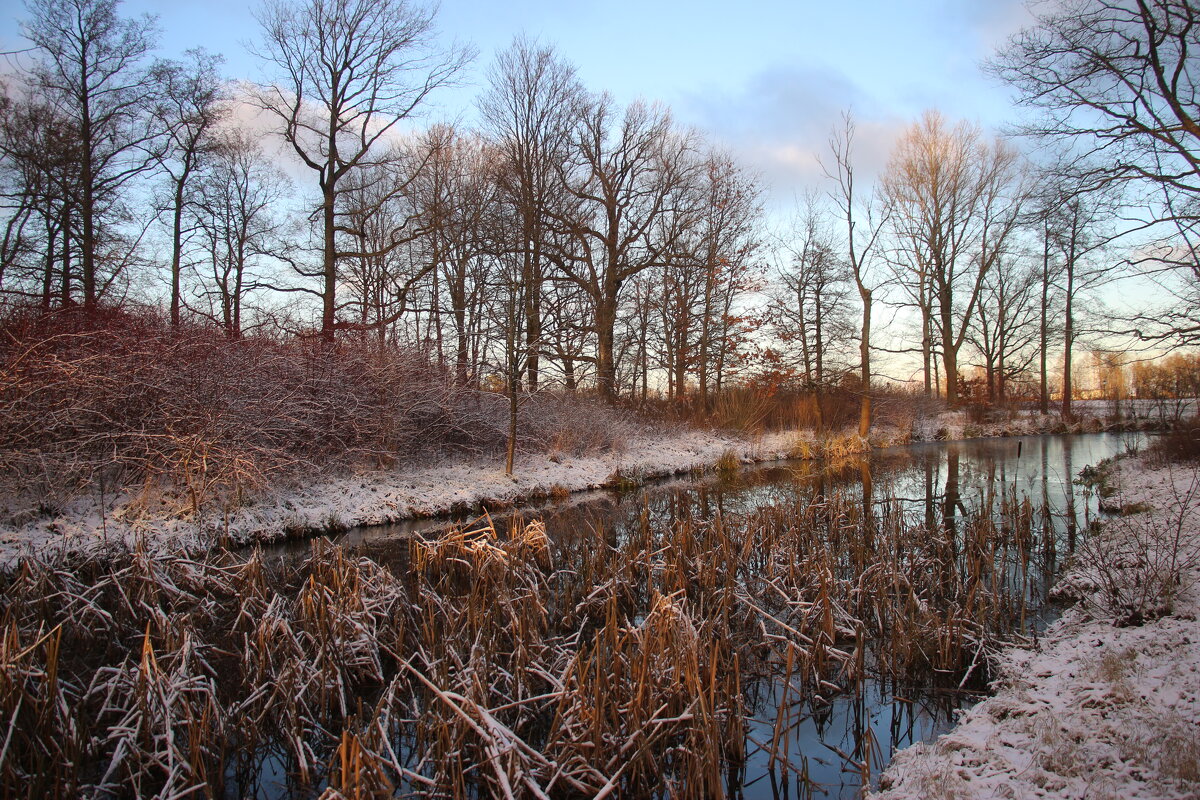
[151,48,226,327]
[991,0,1200,344]
[479,37,580,391]
[1039,176,1115,418]
[826,113,889,438]
[550,96,700,399]
[252,0,470,340]
[883,111,1025,404]
[0,92,80,306]
[970,253,1039,404]
[412,126,500,381]
[23,0,161,309]
[771,193,855,395]
[192,130,290,337]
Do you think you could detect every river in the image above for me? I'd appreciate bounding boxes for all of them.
[266,432,1142,799]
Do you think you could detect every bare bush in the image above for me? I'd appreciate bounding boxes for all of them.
[0,308,645,521]
[1149,415,1200,464]
[1073,466,1200,625]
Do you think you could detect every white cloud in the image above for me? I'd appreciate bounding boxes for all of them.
[678,64,910,208]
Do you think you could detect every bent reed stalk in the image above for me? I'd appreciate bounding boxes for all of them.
[0,482,1049,798]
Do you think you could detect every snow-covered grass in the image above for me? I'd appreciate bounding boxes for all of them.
[1,389,1181,570]
[0,427,813,567]
[872,454,1200,800]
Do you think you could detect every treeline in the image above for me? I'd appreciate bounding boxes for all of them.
[1,0,1199,420]
[0,0,762,405]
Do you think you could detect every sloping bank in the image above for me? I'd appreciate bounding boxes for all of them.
[0,428,819,567]
[871,454,1200,800]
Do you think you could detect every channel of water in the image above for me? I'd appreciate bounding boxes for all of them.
[251,431,1144,798]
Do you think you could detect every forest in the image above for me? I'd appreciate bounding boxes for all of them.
[0,0,1196,422]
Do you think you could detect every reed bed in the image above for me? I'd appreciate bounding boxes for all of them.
[0,482,1049,798]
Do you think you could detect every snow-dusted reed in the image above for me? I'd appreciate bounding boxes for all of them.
[1,480,1050,797]
[873,456,1200,800]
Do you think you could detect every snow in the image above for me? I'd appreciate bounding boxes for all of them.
[906,405,1153,444]
[0,399,1172,569]
[0,427,804,567]
[872,454,1200,800]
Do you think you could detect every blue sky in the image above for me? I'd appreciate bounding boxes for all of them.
[1,0,1034,204]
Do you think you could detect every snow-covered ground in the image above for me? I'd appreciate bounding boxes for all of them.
[0,427,811,566]
[906,403,1162,444]
[872,454,1200,800]
[0,400,1179,568]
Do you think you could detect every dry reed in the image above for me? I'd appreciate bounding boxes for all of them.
[0,478,1052,797]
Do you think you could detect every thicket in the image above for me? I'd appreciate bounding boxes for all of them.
[0,307,645,519]
[1150,416,1200,464]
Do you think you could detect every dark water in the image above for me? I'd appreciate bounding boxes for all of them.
[268,432,1144,798]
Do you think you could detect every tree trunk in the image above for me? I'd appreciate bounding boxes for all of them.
[170,169,188,327]
[524,235,541,391]
[321,180,337,341]
[506,383,518,476]
[940,290,959,404]
[1039,229,1050,414]
[80,93,97,310]
[858,285,872,439]
[595,296,617,400]
[1063,263,1074,420]
[814,292,825,385]
[42,221,57,310]
[921,295,933,397]
[61,206,72,307]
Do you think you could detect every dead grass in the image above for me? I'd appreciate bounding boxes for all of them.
[0,480,1052,797]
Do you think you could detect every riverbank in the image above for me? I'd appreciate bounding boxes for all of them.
[906,402,1167,442]
[0,427,810,566]
[0,400,1172,567]
[871,452,1200,800]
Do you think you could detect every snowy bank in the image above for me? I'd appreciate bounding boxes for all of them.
[0,402,1173,569]
[0,427,814,567]
[872,455,1200,800]
[906,402,1165,444]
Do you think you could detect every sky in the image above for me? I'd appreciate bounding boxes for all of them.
[0,0,1037,210]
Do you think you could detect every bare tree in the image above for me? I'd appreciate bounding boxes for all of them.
[22,0,162,309]
[413,126,500,381]
[690,151,762,406]
[883,111,1025,404]
[479,37,580,391]
[884,202,939,396]
[191,130,290,337]
[151,48,226,327]
[825,113,889,438]
[969,252,1039,404]
[1039,175,1116,418]
[338,144,428,343]
[549,96,700,399]
[991,0,1200,344]
[0,92,80,306]
[771,192,855,396]
[252,0,470,341]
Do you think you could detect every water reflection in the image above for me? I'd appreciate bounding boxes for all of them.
[291,433,1143,799]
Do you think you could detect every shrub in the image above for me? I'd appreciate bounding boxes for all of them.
[0,307,648,520]
[1072,467,1200,625]
[1149,416,1200,464]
